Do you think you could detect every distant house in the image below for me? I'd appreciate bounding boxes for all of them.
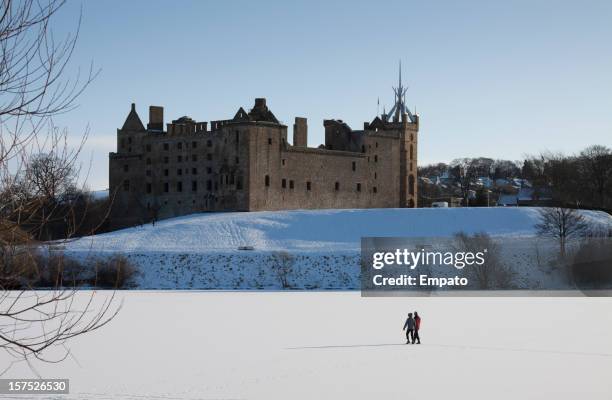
[476,177,493,188]
[517,187,553,206]
[497,187,552,207]
[497,193,518,207]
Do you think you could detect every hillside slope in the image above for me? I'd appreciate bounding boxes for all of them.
[65,207,612,254]
[62,207,612,289]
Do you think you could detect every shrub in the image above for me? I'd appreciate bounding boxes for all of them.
[91,255,138,289]
[270,251,295,289]
[570,236,612,290]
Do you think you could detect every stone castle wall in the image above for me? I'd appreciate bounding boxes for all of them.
[109,98,418,228]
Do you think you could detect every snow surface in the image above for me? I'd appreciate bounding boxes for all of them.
[60,207,612,289]
[66,207,612,254]
[3,292,612,399]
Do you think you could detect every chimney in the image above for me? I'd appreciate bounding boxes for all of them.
[148,106,164,130]
[293,117,307,148]
[254,98,267,109]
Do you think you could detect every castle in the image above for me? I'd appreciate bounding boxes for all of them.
[109,71,419,228]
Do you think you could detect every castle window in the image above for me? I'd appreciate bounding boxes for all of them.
[177,169,182,176]
[177,155,183,162]
[146,144,151,152]
[374,155,378,163]
[230,174,235,185]
[206,180,212,191]
[207,140,212,147]
[268,138,272,145]
[214,182,218,191]
[235,157,239,164]
[164,156,169,164]
[164,169,169,177]
[163,143,169,151]
[352,161,356,171]
[207,154,212,161]
[177,142,182,150]
[123,164,128,172]
[146,158,151,165]
[236,177,243,190]
[192,141,197,148]
[225,175,229,185]
[409,175,415,195]
[289,180,294,189]
[282,179,286,189]
[410,144,414,160]
[192,181,197,192]
[282,159,286,166]
[146,183,152,194]
[192,167,197,175]
[356,183,361,192]
[361,145,365,153]
[192,154,197,162]
[146,170,151,177]
[177,182,183,192]
[335,182,339,191]
[128,147,132,153]
[235,131,239,144]
[128,137,132,144]
[123,180,130,191]
[306,181,311,191]
[207,167,212,174]
[373,186,377,194]
[374,172,377,179]
[265,175,270,187]
[375,142,378,148]
[164,182,169,192]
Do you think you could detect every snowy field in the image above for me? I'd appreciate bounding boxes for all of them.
[65,207,612,254]
[2,291,612,399]
[59,208,612,289]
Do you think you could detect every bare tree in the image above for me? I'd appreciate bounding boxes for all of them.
[450,158,493,206]
[454,232,516,289]
[270,251,295,289]
[578,145,612,209]
[0,0,118,371]
[535,207,589,258]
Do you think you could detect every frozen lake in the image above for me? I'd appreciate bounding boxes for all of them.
[3,291,612,399]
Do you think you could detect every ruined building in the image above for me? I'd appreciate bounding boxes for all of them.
[109,71,419,227]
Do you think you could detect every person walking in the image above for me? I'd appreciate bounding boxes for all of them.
[402,313,415,344]
[413,311,421,344]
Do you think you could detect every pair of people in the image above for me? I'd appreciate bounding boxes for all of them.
[402,311,421,344]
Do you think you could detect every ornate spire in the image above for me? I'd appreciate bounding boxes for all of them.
[383,61,416,123]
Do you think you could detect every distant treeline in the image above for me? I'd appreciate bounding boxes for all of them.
[418,145,612,211]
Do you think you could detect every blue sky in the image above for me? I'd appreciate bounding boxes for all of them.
[51,0,612,189]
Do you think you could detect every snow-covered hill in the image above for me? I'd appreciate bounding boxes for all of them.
[65,207,611,253]
[62,207,612,289]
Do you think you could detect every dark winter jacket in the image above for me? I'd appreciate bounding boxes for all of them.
[403,317,415,330]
